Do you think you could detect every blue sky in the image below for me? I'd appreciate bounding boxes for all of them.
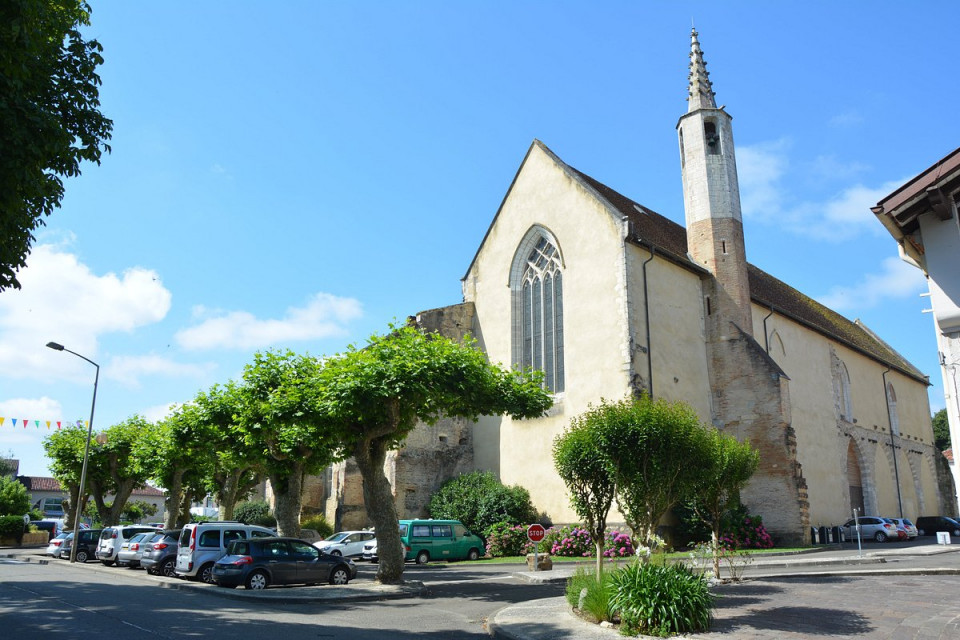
[2,2,958,476]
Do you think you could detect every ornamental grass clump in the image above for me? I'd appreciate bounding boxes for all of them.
[566,568,615,623]
[609,562,714,637]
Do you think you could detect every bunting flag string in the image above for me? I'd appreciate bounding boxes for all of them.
[0,417,87,430]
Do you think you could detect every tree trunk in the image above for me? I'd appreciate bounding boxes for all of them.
[270,463,304,537]
[164,469,184,529]
[353,435,405,584]
[711,528,721,579]
[595,538,604,579]
[64,483,80,530]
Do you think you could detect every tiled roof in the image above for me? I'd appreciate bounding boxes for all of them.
[16,476,166,497]
[565,154,927,384]
[944,449,954,464]
[17,476,61,491]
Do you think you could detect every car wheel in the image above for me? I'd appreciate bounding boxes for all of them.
[76,550,89,563]
[160,559,176,577]
[199,563,216,584]
[918,528,926,536]
[953,529,960,537]
[330,550,342,556]
[329,567,350,585]
[874,531,887,543]
[416,550,430,565]
[467,548,481,561]
[101,560,114,566]
[245,570,269,590]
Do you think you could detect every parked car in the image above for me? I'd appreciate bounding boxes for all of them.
[116,532,151,567]
[96,525,160,566]
[400,519,485,564]
[140,529,180,577]
[45,531,71,558]
[361,538,379,562]
[915,516,960,537]
[882,518,908,541]
[30,519,64,542]
[314,530,376,558]
[175,521,276,583]
[60,528,103,563]
[889,518,919,539]
[840,516,899,542]
[212,537,357,590]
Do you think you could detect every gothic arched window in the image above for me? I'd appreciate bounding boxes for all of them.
[512,228,564,393]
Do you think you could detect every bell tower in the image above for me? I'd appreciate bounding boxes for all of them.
[677,28,753,335]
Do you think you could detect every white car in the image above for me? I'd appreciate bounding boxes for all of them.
[313,530,376,558]
[45,532,71,558]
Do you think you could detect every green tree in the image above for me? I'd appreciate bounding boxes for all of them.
[42,422,88,529]
[86,416,154,526]
[553,406,618,578]
[0,475,31,515]
[195,383,264,521]
[428,471,538,538]
[933,408,951,452]
[121,499,158,523]
[0,0,113,291]
[688,429,759,578]
[138,404,214,528]
[597,395,712,555]
[318,325,552,584]
[237,350,341,537]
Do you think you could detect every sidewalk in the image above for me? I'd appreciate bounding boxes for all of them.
[489,544,960,640]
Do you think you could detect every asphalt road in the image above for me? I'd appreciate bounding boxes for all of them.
[0,551,564,640]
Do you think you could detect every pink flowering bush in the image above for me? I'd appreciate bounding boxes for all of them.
[484,522,535,557]
[603,530,635,558]
[721,513,774,549]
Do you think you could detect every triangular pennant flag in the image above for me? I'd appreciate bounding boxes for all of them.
[57,421,62,429]
[12,419,17,427]
[23,418,28,428]
[35,420,39,428]
[0,417,5,426]
[46,421,51,429]
[84,421,89,428]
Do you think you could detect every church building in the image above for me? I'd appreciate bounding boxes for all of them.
[324,30,949,545]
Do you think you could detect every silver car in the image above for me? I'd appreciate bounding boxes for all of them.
[841,516,899,542]
[45,532,71,558]
[116,532,151,567]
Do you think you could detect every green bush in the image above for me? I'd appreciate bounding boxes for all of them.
[428,471,538,540]
[566,567,615,623]
[0,515,26,542]
[301,514,334,538]
[233,500,276,527]
[484,522,534,557]
[609,562,713,636]
[0,476,30,516]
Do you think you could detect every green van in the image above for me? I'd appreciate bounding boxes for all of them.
[399,519,485,564]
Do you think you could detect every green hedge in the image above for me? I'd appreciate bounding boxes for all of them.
[0,515,25,543]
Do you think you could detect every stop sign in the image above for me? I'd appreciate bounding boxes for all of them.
[527,524,546,543]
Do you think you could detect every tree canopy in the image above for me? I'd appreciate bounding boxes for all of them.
[932,409,951,452]
[553,405,618,577]
[318,325,552,583]
[1,0,113,290]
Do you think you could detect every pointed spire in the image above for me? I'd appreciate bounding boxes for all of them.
[687,28,716,112]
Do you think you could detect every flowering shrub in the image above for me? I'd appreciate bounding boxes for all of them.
[721,513,773,549]
[603,530,635,558]
[550,525,594,557]
[484,522,637,558]
[484,522,534,557]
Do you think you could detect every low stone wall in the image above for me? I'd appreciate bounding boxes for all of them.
[0,530,49,546]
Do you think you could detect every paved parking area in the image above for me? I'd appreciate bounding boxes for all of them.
[690,574,960,639]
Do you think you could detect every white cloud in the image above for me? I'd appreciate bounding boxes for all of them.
[0,397,64,421]
[737,141,908,242]
[816,257,926,312]
[175,292,363,351]
[829,110,864,128]
[139,402,182,423]
[105,355,216,388]
[0,244,173,382]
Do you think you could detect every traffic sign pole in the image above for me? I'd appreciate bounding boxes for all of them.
[527,524,546,571]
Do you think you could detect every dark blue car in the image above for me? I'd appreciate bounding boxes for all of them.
[212,537,357,590]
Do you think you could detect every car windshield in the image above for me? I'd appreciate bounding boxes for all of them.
[325,533,349,542]
[901,519,913,526]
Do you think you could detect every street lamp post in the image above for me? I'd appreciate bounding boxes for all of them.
[46,341,99,563]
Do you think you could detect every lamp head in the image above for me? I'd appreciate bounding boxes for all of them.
[46,342,65,351]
